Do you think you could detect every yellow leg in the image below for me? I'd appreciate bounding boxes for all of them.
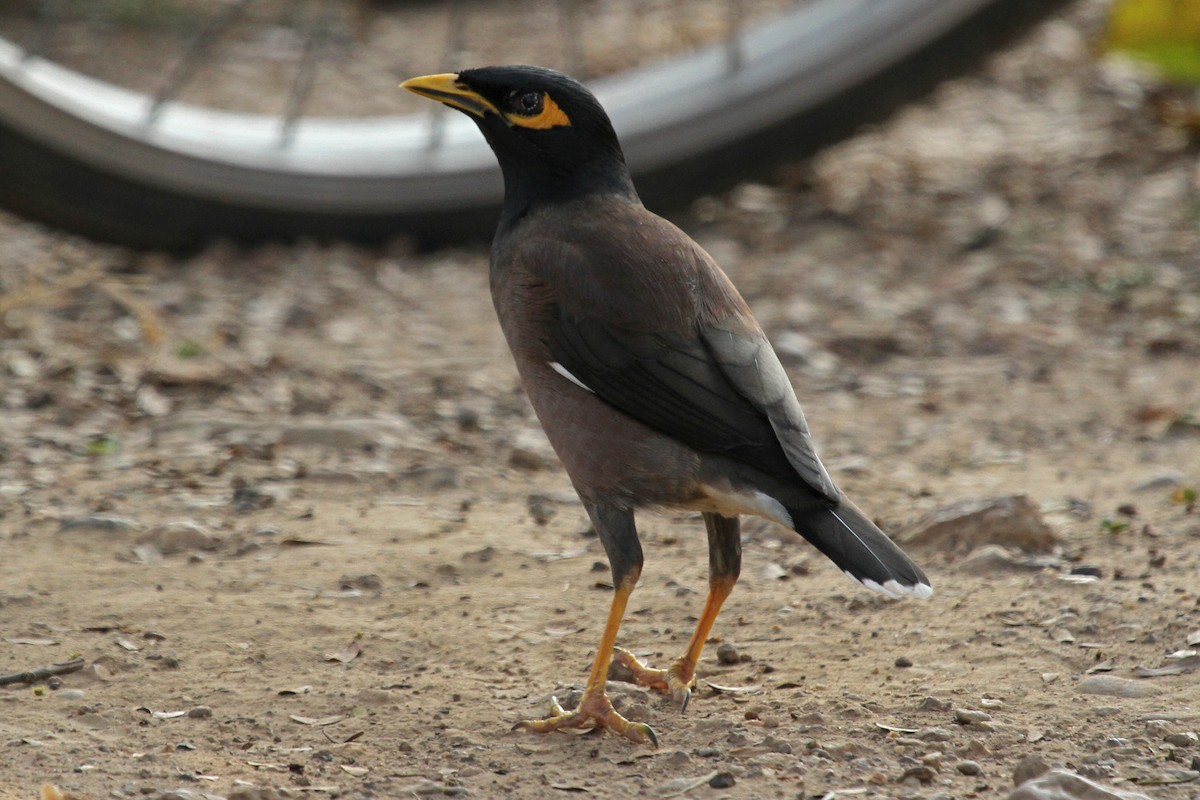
[513,569,657,746]
[613,572,736,711]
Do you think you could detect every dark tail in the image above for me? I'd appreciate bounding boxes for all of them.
[789,497,931,599]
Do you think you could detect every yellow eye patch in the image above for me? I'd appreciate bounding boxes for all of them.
[507,93,572,130]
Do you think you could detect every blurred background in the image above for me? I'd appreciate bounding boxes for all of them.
[2,1,1200,797]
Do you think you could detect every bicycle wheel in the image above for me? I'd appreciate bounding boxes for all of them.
[0,0,1066,250]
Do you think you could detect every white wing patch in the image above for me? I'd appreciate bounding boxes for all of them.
[696,484,794,528]
[549,361,594,393]
[845,570,934,599]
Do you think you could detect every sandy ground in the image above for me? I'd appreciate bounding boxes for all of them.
[2,2,1200,799]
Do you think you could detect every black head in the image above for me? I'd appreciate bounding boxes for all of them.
[402,66,638,222]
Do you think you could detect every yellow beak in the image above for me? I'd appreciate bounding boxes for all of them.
[400,73,500,118]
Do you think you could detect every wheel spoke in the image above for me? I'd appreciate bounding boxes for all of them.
[148,0,253,125]
[279,0,336,148]
[423,0,467,152]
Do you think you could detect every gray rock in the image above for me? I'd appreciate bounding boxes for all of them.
[709,771,736,789]
[1164,732,1198,747]
[957,760,983,776]
[918,696,951,712]
[1077,675,1161,698]
[395,466,460,490]
[1134,472,1183,492]
[138,521,218,555]
[59,515,140,535]
[279,416,416,450]
[1009,768,1154,799]
[955,708,993,726]
[897,494,1059,554]
[716,642,740,665]
[1012,757,1051,787]
[918,727,953,742]
[959,544,1064,574]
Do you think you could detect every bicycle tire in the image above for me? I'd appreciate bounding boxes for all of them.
[0,0,1069,250]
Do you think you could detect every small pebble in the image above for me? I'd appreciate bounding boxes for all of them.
[1077,675,1160,698]
[665,750,691,766]
[59,515,139,534]
[187,706,213,719]
[708,772,736,789]
[956,760,982,776]
[716,642,740,665]
[895,655,913,668]
[918,696,951,712]
[1165,732,1198,747]
[763,734,792,754]
[954,708,992,725]
[623,703,651,722]
[918,727,953,742]
[1134,472,1182,492]
[899,765,936,784]
[59,689,86,700]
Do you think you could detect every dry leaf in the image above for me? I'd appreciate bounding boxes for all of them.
[324,637,363,663]
[4,637,58,646]
[543,627,584,637]
[1050,627,1075,643]
[659,772,721,798]
[290,714,347,726]
[700,680,762,694]
[1134,655,1200,678]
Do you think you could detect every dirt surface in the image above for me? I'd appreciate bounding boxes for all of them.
[2,2,1200,799]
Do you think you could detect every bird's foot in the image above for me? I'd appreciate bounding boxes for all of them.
[513,688,657,747]
[611,647,695,712]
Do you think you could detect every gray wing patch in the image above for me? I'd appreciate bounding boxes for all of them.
[700,325,839,503]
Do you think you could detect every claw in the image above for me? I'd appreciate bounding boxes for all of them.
[611,648,697,712]
[513,690,657,746]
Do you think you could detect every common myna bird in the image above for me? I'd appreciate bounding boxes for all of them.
[402,66,931,746]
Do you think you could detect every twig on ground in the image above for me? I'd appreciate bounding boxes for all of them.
[0,657,86,686]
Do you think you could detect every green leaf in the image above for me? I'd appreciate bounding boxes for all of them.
[1106,0,1200,83]
[175,339,205,359]
[86,435,120,457]
[1100,517,1131,534]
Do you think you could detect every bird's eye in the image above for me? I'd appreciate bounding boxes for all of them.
[515,91,543,115]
